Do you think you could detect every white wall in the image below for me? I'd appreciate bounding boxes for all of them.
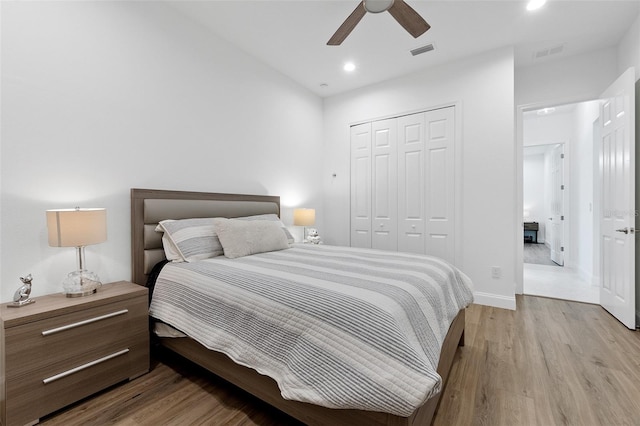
[618,13,640,81]
[0,2,324,301]
[323,47,516,309]
[542,150,554,245]
[572,101,599,283]
[516,47,619,107]
[523,111,574,145]
[523,153,546,241]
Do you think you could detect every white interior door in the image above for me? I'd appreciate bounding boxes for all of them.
[371,119,398,250]
[350,123,372,248]
[599,67,636,330]
[549,144,565,266]
[397,112,426,253]
[425,107,455,263]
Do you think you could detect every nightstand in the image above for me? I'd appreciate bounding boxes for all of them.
[0,281,149,426]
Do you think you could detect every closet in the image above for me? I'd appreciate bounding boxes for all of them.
[350,106,456,263]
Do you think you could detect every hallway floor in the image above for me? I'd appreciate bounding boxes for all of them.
[523,242,559,266]
[523,263,599,304]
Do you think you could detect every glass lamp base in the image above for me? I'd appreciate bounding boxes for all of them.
[62,270,102,298]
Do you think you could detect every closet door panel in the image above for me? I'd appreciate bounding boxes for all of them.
[371,119,398,250]
[350,123,372,248]
[425,107,455,262]
[398,112,426,254]
[350,106,457,261]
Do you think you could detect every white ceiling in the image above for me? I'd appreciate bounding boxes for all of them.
[167,0,640,97]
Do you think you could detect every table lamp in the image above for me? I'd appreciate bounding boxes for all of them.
[293,208,315,243]
[46,207,107,297]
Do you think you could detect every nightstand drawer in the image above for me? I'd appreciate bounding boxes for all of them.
[5,346,143,426]
[4,294,147,380]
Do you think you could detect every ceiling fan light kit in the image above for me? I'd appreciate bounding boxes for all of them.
[364,0,395,13]
[328,0,430,46]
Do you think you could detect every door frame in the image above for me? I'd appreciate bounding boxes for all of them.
[516,96,595,294]
[523,142,568,261]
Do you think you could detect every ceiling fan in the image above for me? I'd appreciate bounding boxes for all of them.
[327,0,430,46]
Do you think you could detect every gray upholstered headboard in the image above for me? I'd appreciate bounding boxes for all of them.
[131,188,280,285]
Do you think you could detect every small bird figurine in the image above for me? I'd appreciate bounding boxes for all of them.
[10,274,35,307]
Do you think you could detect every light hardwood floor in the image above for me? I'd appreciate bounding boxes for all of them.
[41,296,640,426]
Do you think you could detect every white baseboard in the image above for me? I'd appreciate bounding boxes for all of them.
[473,291,516,310]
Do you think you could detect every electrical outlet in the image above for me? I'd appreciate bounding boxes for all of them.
[491,266,502,279]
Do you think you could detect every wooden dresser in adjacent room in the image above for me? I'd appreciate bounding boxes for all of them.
[0,281,149,426]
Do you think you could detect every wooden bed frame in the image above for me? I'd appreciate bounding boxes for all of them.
[131,188,465,426]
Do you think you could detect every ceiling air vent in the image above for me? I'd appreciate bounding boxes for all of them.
[410,44,435,56]
[533,44,565,60]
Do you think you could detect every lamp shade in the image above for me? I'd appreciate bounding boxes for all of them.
[293,208,315,226]
[47,208,107,247]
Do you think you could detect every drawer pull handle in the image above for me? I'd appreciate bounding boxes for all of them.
[43,348,129,384]
[42,309,129,336]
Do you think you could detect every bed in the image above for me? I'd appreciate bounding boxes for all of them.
[131,188,472,426]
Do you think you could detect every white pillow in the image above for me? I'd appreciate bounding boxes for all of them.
[213,218,290,259]
[156,218,224,262]
[237,213,295,244]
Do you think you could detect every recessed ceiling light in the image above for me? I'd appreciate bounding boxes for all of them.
[527,0,546,11]
[343,62,356,72]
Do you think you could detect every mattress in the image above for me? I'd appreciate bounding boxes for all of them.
[149,244,473,416]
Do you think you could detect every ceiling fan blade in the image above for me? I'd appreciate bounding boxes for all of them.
[327,1,367,46]
[387,0,430,38]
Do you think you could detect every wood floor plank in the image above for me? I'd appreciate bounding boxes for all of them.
[40,295,640,426]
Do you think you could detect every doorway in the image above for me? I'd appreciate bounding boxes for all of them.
[521,101,600,304]
[523,143,564,267]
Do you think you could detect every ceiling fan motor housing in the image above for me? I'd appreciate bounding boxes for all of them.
[364,0,395,13]
[327,0,428,46]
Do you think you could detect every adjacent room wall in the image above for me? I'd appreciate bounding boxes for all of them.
[0,1,324,301]
[515,47,620,107]
[323,47,517,309]
[618,13,640,80]
[572,101,599,284]
[523,152,546,242]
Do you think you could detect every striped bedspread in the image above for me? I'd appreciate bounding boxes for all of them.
[149,244,474,416]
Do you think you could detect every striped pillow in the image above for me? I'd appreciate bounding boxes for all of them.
[156,218,224,262]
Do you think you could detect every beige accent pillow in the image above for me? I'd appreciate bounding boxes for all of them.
[213,218,290,259]
[237,213,295,244]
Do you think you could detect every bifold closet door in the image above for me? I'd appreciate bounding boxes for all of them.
[398,112,426,254]
[350,106,455,262]
[424,107,455,262]
[350,123,372,248]
[371,119,398,251]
